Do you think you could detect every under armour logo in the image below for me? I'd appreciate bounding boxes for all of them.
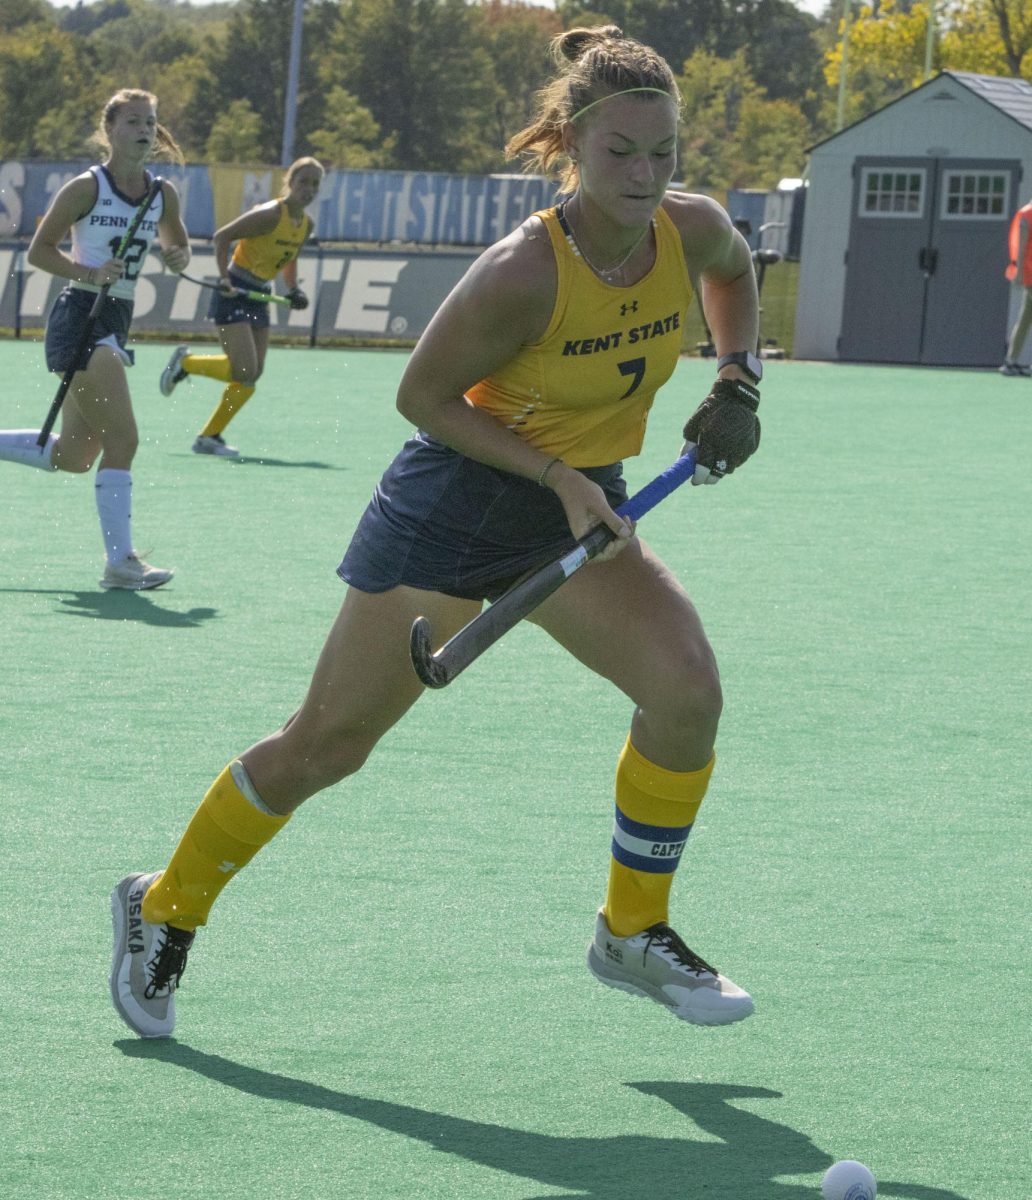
[620,300,639,316]
[217,861,236,873]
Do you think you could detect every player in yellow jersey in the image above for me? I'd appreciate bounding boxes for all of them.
[111,27,763,1039]
[160,156,324,456]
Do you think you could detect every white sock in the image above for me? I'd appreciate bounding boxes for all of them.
[94,468,133,565]
[230,760,280,815]
[0,430,57,470]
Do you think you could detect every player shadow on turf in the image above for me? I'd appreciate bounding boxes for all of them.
[170,452,345,470]
[0,588,219,627]
[226,455,345,470]
[114,1042,971,1200]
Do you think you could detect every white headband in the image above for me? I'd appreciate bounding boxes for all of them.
[569,87,675,123]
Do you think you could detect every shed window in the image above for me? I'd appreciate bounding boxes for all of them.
[941,172,1008,218]
[859,168,925,217]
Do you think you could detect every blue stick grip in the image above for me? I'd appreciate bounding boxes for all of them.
[616,448,697,522]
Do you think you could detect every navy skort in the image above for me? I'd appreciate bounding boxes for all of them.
[209,267,273,328]
[44,286,134,374]
[338,432,627,602]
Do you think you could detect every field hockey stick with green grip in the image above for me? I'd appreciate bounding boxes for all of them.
[37,176,164,447]
[409,447,698,688]
[178,271,294,307]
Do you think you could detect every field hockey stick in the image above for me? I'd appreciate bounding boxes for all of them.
[177,271,293,307]
[410,447,698,688]
[37,176,163,447]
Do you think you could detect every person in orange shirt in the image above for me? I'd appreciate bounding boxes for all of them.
[1001,199,1032,375]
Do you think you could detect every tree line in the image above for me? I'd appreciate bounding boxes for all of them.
[2,0,1031,190]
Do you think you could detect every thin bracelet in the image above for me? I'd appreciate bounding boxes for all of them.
[536,456,562,487]
[535,456,559,484]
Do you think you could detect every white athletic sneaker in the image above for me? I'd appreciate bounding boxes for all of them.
[159,344,190,396]
[587,910,754,1026]
[998,360,1032,377]
[100,553,174,591]
[109,872,195,1038]
[192,433,239,457]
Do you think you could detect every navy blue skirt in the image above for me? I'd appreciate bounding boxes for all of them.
[338,433,627,601]
[45,286,134,374]
[209,267,272,328]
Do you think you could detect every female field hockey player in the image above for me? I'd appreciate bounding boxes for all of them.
[159,156,324,456]
[111,27,763,1037]
[0,89,189,589]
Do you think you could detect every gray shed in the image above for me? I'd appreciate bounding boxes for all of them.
[794,71,1032,366]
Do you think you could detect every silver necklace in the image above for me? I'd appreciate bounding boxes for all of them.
[564,204,653,281]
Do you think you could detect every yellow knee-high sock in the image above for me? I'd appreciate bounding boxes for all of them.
[182,354,232,382]
[604,737,715,937]
[142,761,290,931]
[201,382,255,437]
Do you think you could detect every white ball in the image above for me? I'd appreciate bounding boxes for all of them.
[821,1160,877,1200]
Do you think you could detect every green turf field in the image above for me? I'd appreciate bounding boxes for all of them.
[0,340,1027,1199]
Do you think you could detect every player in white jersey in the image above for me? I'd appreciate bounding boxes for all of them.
[0,89,190,590]
[70,165,165,302]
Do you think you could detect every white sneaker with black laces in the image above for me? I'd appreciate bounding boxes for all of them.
[192,433,239,457]
[100,553,173,591]
[587,910,754,1026]
[160,344,190,396]
[109,872,195,1038]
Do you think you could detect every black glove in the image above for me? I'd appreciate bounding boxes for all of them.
[682,378,761,483]
[286,286,309,311]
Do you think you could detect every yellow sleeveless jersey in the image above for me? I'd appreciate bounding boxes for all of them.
[467,203,692,467]
[231,201,312,281]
